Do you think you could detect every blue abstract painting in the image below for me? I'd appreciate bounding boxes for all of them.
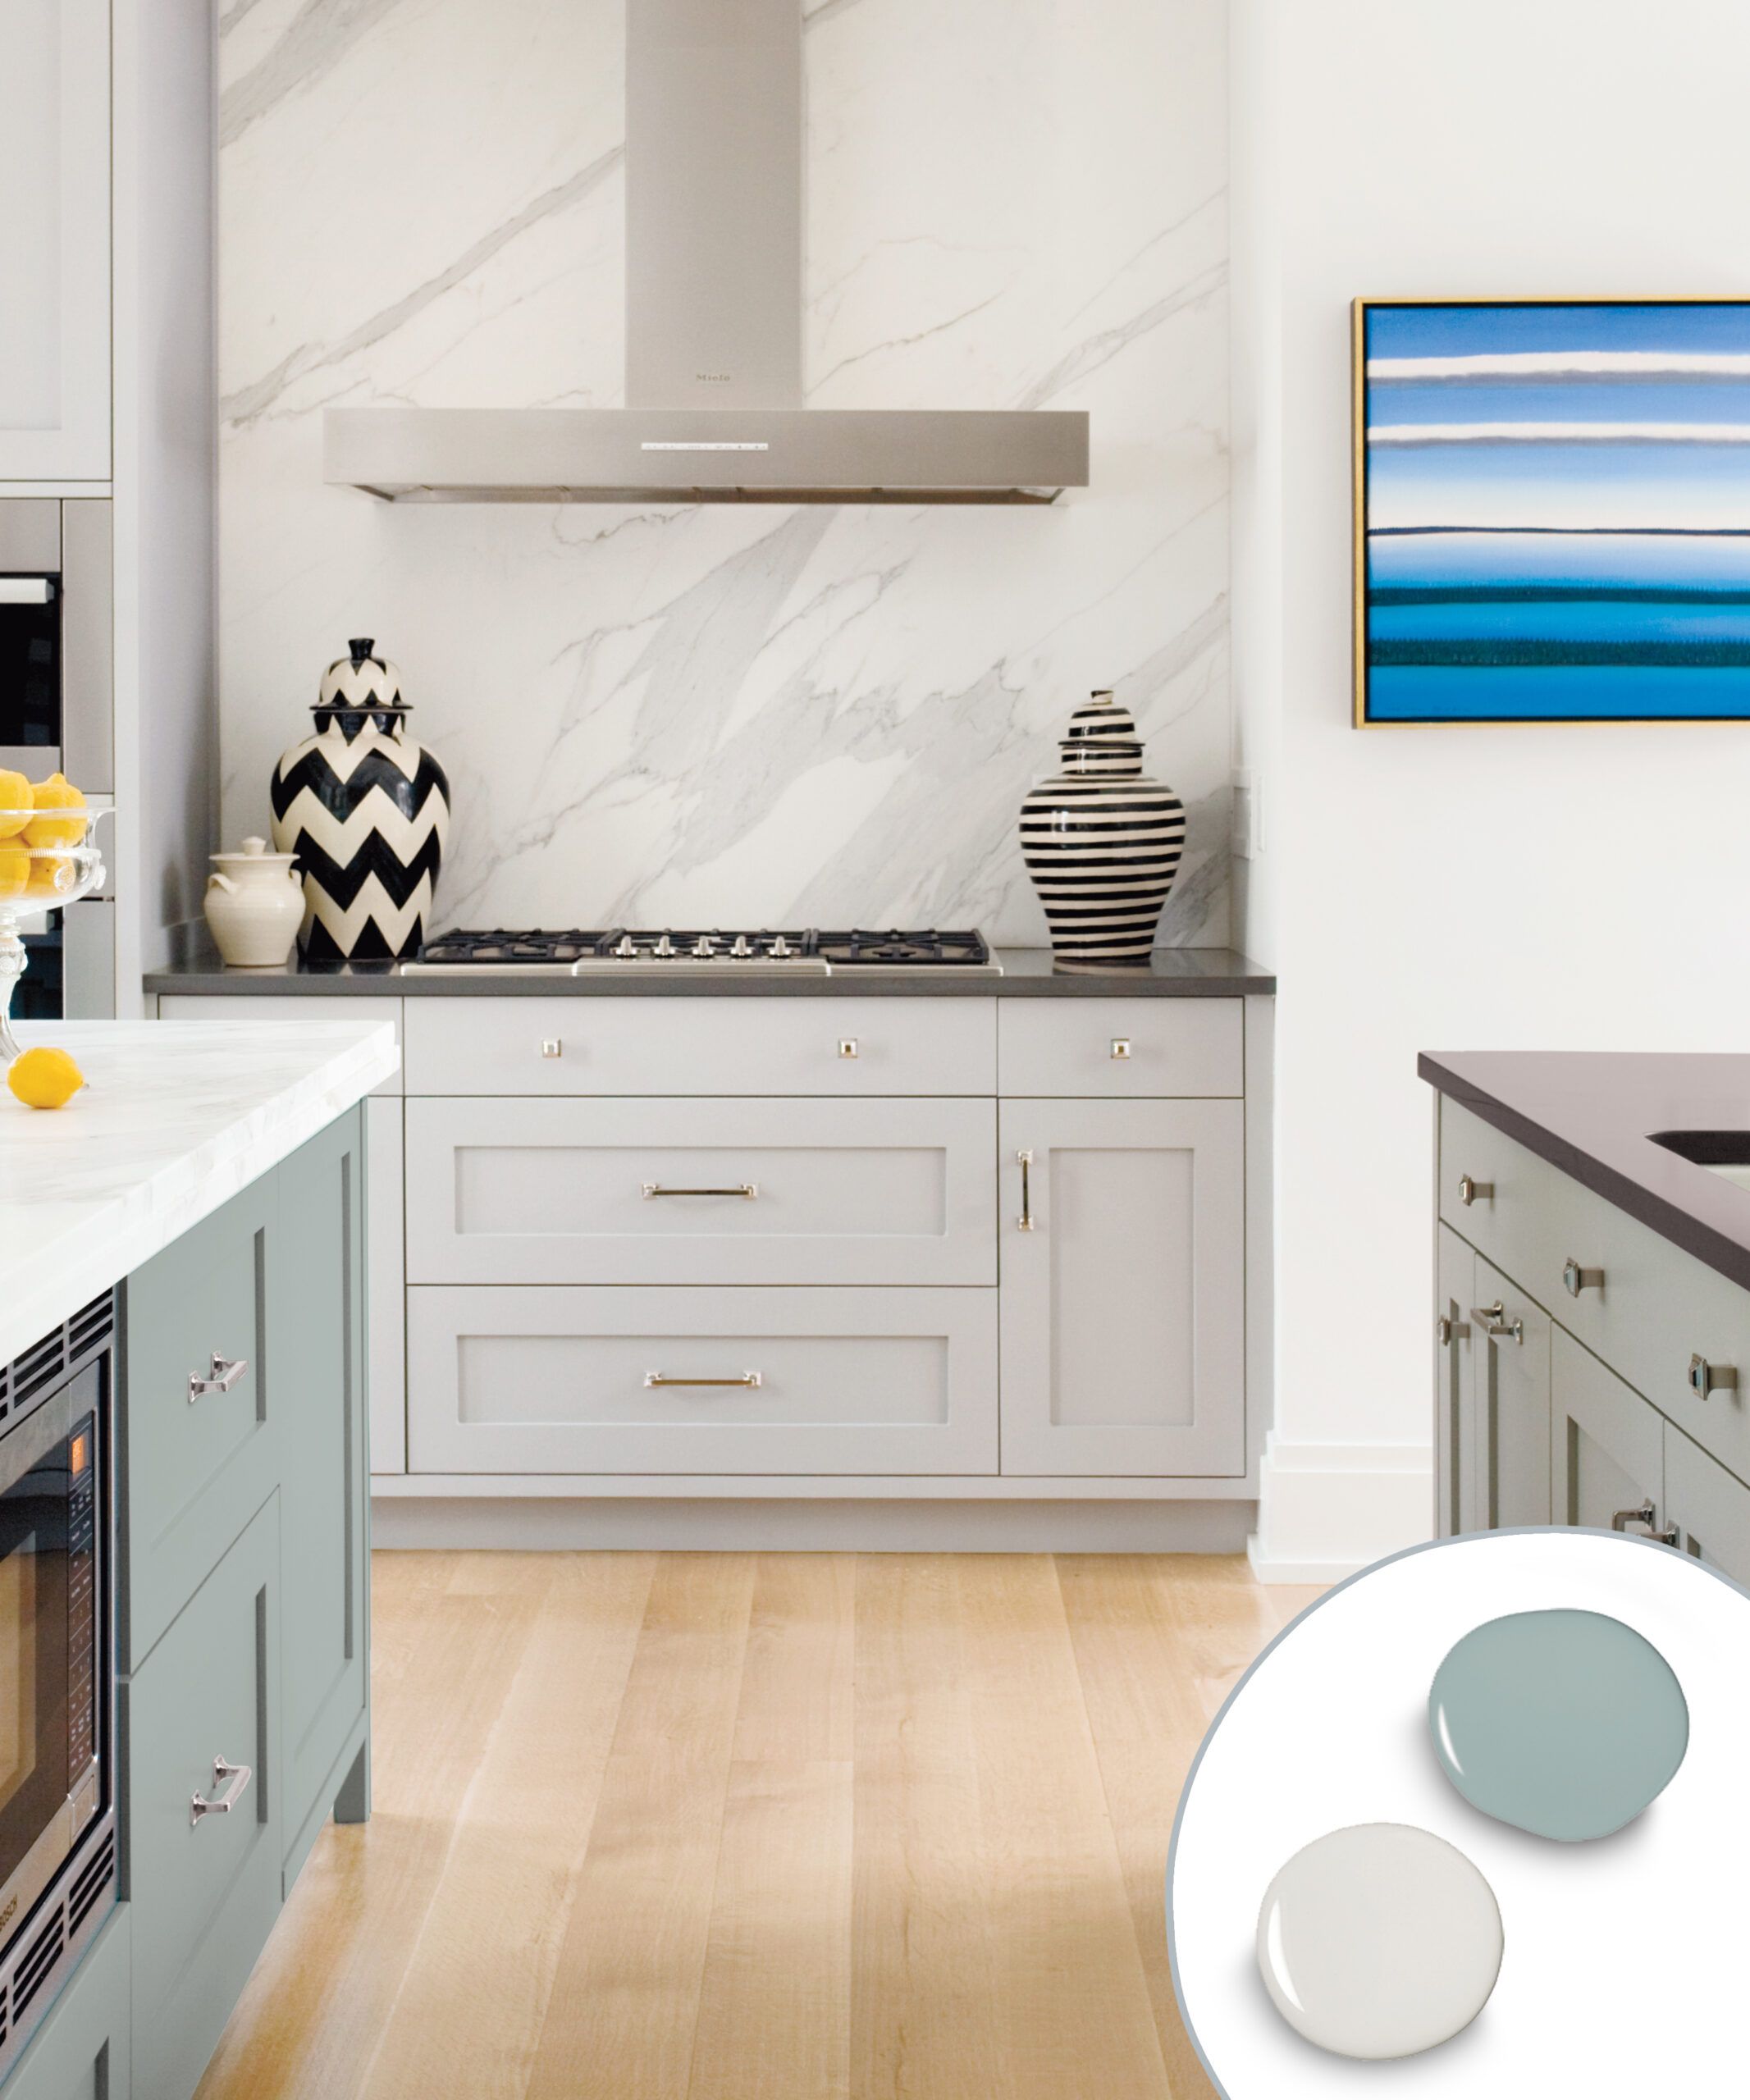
[1355,301,1750,724]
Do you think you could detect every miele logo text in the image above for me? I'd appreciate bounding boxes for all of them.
[696,372,731,383]
[0,1896,16,1931]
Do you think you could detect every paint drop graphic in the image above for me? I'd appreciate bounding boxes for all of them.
[1429,1608,1688,1842]
[1255,1823,1503,2060]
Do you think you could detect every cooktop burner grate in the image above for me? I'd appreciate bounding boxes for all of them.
[407,927,998,973]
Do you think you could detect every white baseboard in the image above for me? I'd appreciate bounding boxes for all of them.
[1246,1436,1433,1584]
[372,1495,1259,1554]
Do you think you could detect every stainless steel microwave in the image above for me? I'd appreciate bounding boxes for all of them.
[0,500,114,1020]
[0,1295,117,2082]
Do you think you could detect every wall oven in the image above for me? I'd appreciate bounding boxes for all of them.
[0,499,114,1022]
[0,1292,117,2080]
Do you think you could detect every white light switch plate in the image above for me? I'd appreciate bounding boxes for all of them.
[1232,769,1262,859]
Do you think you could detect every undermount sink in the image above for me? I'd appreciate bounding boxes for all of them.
[1649,1130,1750,1191]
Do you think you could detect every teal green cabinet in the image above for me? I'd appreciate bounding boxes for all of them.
[272,1112,370,1886]
[125,1495,281,2100]
[0,1908,130,2100]
[121,1176,276,1670]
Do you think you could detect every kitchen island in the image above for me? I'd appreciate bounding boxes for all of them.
[1423,1049,1750,1578]
[0,1018,396,2100]
[147,950,1274,1552]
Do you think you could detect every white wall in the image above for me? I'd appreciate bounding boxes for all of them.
[215,0,1232,947]
[1234,0,1750,1577]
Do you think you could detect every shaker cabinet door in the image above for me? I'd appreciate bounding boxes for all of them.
[1551,1328,1666,1536]
[0,0,110,477]
[1471,1255,1551,1529]
[997,1098,1245,1476]
[1435,1225,1477,1536]
[1665,1422,1750,1584]
[271,1108,369,1877]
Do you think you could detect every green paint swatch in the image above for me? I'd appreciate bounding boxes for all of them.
[1429,1609,1688,1842]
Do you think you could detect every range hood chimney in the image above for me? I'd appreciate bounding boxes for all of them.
[325,0,1088,504]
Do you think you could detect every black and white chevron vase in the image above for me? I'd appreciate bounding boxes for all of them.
[1018,691,1186,965]
[269,639,451,961]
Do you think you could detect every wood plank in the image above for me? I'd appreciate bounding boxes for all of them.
[353,1553,657,2099]
[196,1553,560,2100]
[850,1553,1012,2100]
[523,1552,757,2100]
[956,1556,1171,2100]
[1057,1554,1286,2100]
[688,1556,857,2099]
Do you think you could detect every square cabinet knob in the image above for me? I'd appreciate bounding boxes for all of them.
[541,1039,563,1059]
[1110,1037,1132,1061]
[838,1038,859,1059]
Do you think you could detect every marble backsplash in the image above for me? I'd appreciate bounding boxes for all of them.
[217,0,1231,945]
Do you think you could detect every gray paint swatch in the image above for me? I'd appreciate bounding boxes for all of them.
[1255,1823,1504,2061]
[1429,1608,1688,1842]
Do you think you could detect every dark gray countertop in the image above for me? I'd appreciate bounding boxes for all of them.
[1420,1048,1750,1294]
[146,946,1275,999]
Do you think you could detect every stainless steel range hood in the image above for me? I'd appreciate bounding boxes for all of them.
[324,0,1088,505]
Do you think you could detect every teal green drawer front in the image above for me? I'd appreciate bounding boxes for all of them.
[273,1110,369,1868]
[122,1178,276,1669]
[0,1906,130,2100]
[126,1498,281,2100]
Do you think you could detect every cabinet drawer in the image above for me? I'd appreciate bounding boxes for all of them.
[1666,1422,1750,1586]
[400,996,995,1097]
[998,1000,1241,1097]
[158,995,404,1095]
[407,1286,998,1476]
[122,1177,276,1669]
[126,1496,280,2100]
[404,1096,996,1286]
[1552,1330,1663,1533]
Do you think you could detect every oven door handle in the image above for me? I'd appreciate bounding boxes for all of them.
[0,578,53,605]
[190,1756,254,1827]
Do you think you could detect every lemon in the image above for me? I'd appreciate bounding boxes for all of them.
[0,769,30,841]
[24,854,75,900]
[23,774,87,848]
[0,843,26,900]
[7,1047,85,1109]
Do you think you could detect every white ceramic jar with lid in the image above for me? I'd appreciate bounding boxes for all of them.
[203,836,304,967]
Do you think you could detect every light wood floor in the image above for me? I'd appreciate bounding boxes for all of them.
[196,1552,1319,2100]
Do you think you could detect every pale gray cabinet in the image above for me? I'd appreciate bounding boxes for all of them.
[1474,1255,1551,1530]
[0,0,110,477]
[1551,1329,1666,1536]
[997,1098,1245,1476]
[1435,1224,1478,1536]
[0,1908,129,2100]
[1664,1424,1750,1583]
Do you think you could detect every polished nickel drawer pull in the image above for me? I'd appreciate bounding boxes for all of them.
[644,1370,762,1390]
[642,1181,758,1200]
[1563,1259,1605,1298]
[541,1038,563,1058]
[1688,1352,1739,1400]
[1458,1175,1493,1207]
[838,1038,859,1059]
[188,1354,248,1404]
[1110,1037,1131,1061]
[1471,1301,1523,1344]
[1611,1500,1678,1545]
[1017,1148,1035,1231]
[190,1755,254,1827]
[1437,1314,1470,1346]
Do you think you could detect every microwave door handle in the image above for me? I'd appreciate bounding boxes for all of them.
[0,578,53,604]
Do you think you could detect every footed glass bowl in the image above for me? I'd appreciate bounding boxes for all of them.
[0,806,112,1064]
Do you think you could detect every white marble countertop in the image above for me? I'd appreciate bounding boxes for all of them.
[0,1018,399,1367]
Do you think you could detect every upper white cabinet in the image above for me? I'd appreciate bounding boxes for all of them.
[0,0,111,479]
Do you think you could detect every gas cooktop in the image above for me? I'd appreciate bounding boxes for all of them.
[401,928,1002,975]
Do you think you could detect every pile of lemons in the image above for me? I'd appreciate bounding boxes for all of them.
[2,768,91,1108]
[0,767,89,900]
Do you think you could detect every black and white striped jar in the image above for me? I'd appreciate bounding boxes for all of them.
[1018,691,1186,965]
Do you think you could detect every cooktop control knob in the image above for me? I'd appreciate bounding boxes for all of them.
[615,934,637,958]
[654,934,674,957]
[770,934,791,958]
[692,934,715,957]
[731,934,752,958]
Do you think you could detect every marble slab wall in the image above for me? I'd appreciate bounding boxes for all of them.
[217,0,1231,944]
